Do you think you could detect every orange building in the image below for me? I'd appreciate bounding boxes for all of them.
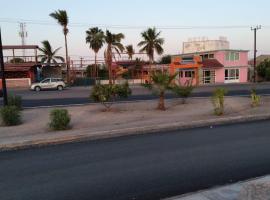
[170,55,202,86]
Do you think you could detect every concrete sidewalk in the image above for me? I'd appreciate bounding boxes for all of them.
[166,175,270,200]
[1,97,270,151]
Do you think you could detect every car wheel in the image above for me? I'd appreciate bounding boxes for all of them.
[57,85,63,91]
[35,86,41,92]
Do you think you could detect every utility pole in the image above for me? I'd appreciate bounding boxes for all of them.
[0,28,8,106]
[251,25,261,83]
[19,22,27,57]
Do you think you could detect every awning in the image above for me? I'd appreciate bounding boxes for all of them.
[201,59,224,68]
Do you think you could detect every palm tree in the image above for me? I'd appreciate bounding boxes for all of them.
[104,30,125,84]
[38,40,64,64]
[86,27,104,78]
[138,27,164,65]
[125,45,135,60]
[49,10,70,84]
[148,72,177,110]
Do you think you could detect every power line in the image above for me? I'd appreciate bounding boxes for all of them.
[1,18,270,30]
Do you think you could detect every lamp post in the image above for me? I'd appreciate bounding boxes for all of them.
[251,25,261,83]
[0,28,8,106]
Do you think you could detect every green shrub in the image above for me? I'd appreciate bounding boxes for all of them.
[251,89,261,107]
[0,106,21,126]
[8,95,22,110]
[49,109,71,130]
[173,85,194,104]
[91,82,131,111]
[212,88,227,116]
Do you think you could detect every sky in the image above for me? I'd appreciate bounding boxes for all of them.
[1,0,270,61]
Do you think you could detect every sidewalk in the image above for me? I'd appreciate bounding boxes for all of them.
[165,175,270,200]
[1,96,270,151]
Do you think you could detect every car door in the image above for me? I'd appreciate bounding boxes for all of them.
[40,78,51,89]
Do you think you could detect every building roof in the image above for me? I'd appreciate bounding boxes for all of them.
[201,59,224,68]
[249,55,270,66]
[3,63,38,72]
[2,45,39,50]
[172,49,249,57]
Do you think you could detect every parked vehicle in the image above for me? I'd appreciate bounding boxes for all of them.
[30,78,66,91]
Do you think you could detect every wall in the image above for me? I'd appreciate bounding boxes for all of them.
[0,78,31,88]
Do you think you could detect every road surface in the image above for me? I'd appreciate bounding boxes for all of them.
[1,120,270,200]
[1,83,270,108]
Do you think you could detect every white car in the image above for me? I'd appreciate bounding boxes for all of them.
[30,78,66,91]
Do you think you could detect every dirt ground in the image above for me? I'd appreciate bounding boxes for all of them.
[1,96,270,139]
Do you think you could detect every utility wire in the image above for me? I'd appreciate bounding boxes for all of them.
[0,18,269,30]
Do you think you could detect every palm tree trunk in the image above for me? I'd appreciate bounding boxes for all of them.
[158,91,165,110]
[108,46,113,85]
[94,52,97,78]
[64,33,70,85]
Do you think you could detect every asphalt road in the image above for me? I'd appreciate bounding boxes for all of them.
[1,83,270,108]
[1,121,270,200]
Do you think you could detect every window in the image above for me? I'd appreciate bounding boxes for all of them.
[41,79,50,83]
[184,70,195,78]
[209,54,214,59]
[200,54,215,60]
[225,69,239,80]
[225,52,240,61]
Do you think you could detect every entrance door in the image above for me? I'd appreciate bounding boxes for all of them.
[203,70,215,84]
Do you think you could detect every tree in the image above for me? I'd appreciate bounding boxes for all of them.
[86,27,104,78]
[125,45,135,60]
[50,10,70,84]
[9,57,24,63]
[144,72,176,110]
[38,40,64,64]
[91,82,131,111]
[159,55,171,64]
[138,27,164,64]
[104,30,125,84]
[257,59,270,81]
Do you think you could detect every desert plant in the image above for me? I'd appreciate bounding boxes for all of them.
[212,88,227,116]
[173,82,194,104]
[0,106,21,126]
[251,89,261,107]
[91,82,131,111]
[49,109,71,130]
[7,95,22,110]
[144,72,176,110]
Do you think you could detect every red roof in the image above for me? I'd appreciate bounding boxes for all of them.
[3,63,37,72]
[201,59,223,68]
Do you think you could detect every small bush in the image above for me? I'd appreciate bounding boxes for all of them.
[49,109,71,131]
[8,95,22,110]
[0,106,21,126]
[212,88,227,116]
[91,82,131,111]
[251,89,261,107]
[173,85,194,104]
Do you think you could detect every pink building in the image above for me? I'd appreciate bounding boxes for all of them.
[171,49,249,85]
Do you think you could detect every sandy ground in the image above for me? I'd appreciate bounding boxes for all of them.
[1,96,270,140]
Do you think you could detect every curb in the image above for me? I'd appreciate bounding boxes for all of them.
[1,113,270,152]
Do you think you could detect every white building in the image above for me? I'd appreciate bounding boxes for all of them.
[182,36,230,54]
